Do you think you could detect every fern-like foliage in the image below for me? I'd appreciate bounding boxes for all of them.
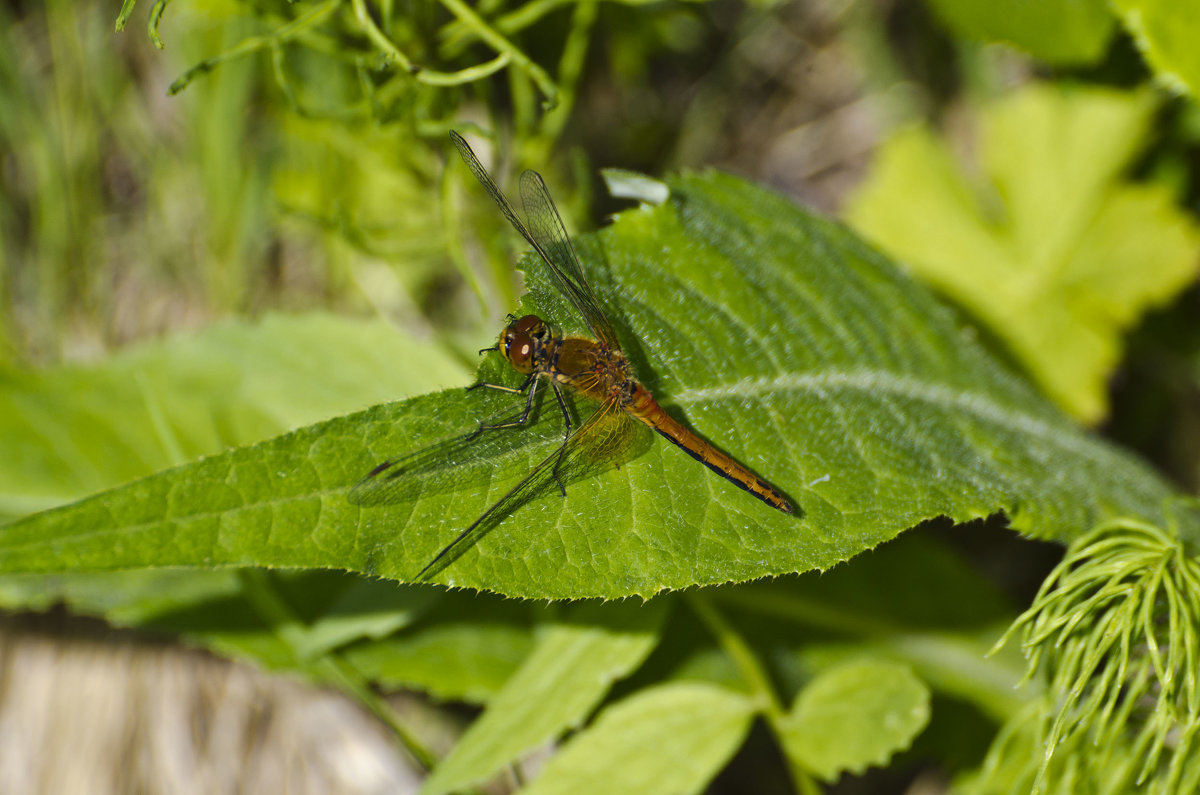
[980,514,1200,794]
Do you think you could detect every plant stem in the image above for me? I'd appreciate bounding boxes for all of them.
[437,0,560,107]
[686,591,783,717]
[686,591,817,794]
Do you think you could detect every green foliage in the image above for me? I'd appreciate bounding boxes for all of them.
[925,0,1115,64]
[0,1,365,363]
[0,313,468,519]
[1,173,1188,599]
[421,599,667,794]
[341,591,542,703]
[980,516,1200,794]
[778,660,930,781]
[925,0,1200,96]
[113,0,608,141]
[5,163,1196,791]
[846,83,1200,424]
[516,682,756,795]
[7,1,1200,790]
[0,517,1030,793]
[1111,0,1200,97]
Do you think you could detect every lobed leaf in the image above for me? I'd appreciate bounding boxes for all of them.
[925,0,1115,64]
[846,83,1200,424]
[1112,0,1200,97]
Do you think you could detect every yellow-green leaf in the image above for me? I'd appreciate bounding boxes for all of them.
[421,600,667,795]
[1112,0,1200,97]
[846,83,1200,423]
[518,683,756,795]
[925,0,1115,65]
[2,169,1194,599]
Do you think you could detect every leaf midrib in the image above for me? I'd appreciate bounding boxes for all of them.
[2,369,1101,555]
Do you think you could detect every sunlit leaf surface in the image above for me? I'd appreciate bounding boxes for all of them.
[778,659,930,781]
[517,682,756,795]
[0,171,1191,599]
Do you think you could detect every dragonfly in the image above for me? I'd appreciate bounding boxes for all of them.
[350,131,792,580]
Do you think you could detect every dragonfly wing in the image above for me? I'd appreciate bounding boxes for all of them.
[450,132,542,251]
[349,397,544,507]
[518,170,618,348]
[449,131,619,349]
[415,396,626,580]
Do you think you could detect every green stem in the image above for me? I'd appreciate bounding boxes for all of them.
[351,0,416,71]
[353,0,516,87]
[115,0,137,31]
[437,0,560,107]
[442,156,491,314]
[148,0,169,49]
[538,0,596,144]
[316,653,439,772]
[686,591,818,794]
[686,591,782,716]
[417,52,512,86]
[713,587,1029,721]
[170,0,341,94]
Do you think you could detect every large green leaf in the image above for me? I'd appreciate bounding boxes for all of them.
[846,83,1200,424]
[0,312,470,518]
[0,312,474,683]
[0,171,1192,599]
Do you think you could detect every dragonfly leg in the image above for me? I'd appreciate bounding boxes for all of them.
[466,369,533,395]
[466,374,540,441]
[549,381,573,496]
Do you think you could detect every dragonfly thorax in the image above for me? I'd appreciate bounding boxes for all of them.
[499,314,550,374]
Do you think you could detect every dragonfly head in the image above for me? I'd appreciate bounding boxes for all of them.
[500,314,549,374]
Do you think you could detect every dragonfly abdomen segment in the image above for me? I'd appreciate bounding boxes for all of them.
[625,384,793,513]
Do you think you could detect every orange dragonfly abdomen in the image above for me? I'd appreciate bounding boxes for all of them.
[538,332,790,513]
[624,382,794,513]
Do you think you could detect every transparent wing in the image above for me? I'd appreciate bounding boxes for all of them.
[519,170,617,348]
[349,397,548,508]
[450,132,537,254]
[450,131,618,348]
[413,396,630,581]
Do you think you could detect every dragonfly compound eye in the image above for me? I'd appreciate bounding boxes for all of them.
[502,328,537,373]
[512,314,548,339]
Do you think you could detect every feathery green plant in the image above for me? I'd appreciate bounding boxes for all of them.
[982,511,1200,794]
